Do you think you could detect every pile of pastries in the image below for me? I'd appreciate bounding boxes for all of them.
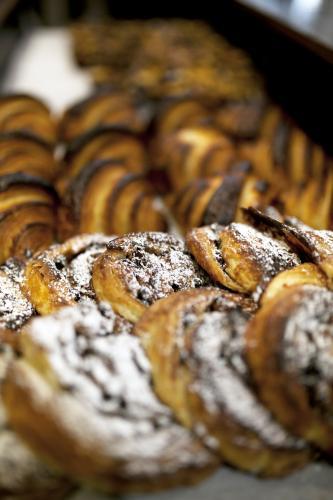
[0,18,332,498]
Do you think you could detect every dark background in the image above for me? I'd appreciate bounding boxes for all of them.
[1,0,333,153]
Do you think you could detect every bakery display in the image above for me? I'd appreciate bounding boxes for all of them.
[0,15,332,499]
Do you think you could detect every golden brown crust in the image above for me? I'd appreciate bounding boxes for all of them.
[59,88,154,142]
[135,288,310,476]
[157,126,236,191]
[58,160,167,239]
[92,232,211,322]
[0,133,59,181]
[24,233,111,315]
[0,94,57,146]
[246,285,333,452]
[0,174,57,264]
[3,302,218,493]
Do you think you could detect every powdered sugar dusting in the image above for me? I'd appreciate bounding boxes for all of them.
[283,285,333,409]
[25,301,213,477]
[187,299,305,449]
[108,232,211,305]
[0,270,34,331]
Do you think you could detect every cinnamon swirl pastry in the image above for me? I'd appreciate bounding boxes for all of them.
[0,133,59,181]
[3,302,217,493]
[156,126,236,190]
[24,233,110,315]
[135,288,310,476]
[58,161,167,240]
[240,106,333,189]
[186,221,300,297]
[0,94,57,146]
[0,173,57,264]
[171,166,275,232]
[59,88,154,142]
[246,285,333,453]
[92,232,211,322]
[214,98,267,139]
[244,207,333,285]
[58,129,147,197]
[0,347,73,500]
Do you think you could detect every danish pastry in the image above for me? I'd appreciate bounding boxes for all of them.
[186,221,300,298]
[24,233,111,315]
[246,285,333,452]
[0,173,57,263]
[155,126,236,191]
[0,132,59,181]
[0,94,57,146]
[58,160,167,240]
[172,166,275,232]
[58,128,147,196]
[135,288,310,476]
[3,301,217,493]
[59,88,154,142]
[92,232,211,322]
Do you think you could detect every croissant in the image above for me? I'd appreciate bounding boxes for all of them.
[58,160,167,240]
[59,88,154,142]
[0,346,73,499]
[171,166,276,232]
[92,232,211,322]
[0,173,57,264]
[0,94,57,146]
[246,284,333,452]
[135,288,310,476]
[0,132,59,181]
[3,301,217,493]
[24,233,110,315]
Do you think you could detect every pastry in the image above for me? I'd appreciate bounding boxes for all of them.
[0,94,57,146]
[0,132,59,181]
[0,173,57,264]
[0,346,74,500]
[24,233,111,315]
[246,285,333,452]
[3,301,217,493]
[58,161,167,240]
[135,288,310,476]
[59,88,154,142]
[92,232,211,322]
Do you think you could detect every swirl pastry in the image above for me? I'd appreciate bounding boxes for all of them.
[171,166,275,232]
[244,207,333,285]
[155,126,236,191]
[58,160,167,240]
[59,88,154,142]
[246,285,333,453]
[135,288,310,476]
[0,346,73,500]
[240,107,333,188]
[24,233,111,315]
[0,94,57,146]
[214,98,267,139]
[0,132,59,181]
[3,301,217,492]
[0,173,57,264]
[58,129,147,197]
[186,221,300,298]
[93,232,211,322]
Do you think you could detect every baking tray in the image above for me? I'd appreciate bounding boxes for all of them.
[3,28,333,500]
